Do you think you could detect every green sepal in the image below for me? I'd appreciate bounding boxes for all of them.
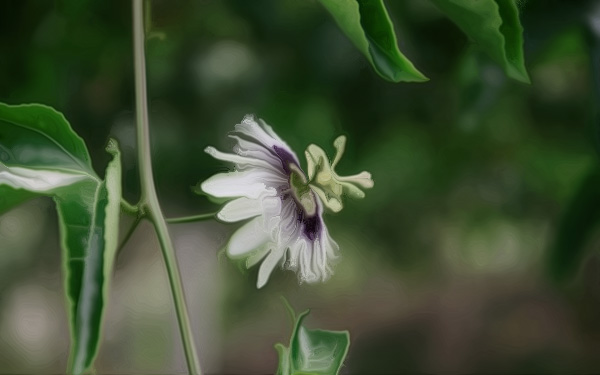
[275,307,350,375]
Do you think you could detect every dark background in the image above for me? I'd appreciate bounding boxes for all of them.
[1,0,600,373]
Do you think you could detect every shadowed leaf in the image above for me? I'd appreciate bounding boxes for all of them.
[430,0,530,83]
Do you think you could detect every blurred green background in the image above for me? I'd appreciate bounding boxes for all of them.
[2,0,600,373]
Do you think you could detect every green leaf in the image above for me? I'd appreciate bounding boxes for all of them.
[0,103,95,174]
[0,103,98,213]
[61,139,122,374]
[0,103,122,374]
[429,0,530,83]
[276,309,350,375]
[318,0,428,83]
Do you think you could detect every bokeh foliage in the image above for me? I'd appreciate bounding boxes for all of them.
[2,0,600,373]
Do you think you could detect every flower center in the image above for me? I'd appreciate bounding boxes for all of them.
[288,163,317,217]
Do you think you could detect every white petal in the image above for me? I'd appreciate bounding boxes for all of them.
[260,196,284,238]
[258,118,286,145]
[313,239,333,282]
[311,240,324,282]
[323,227,340,259]
[299,241,316,283]
[204,146,279,173]
[246,244,271,268]
[277,199,300,243]
[230,135,282,168]
[227,217,270,257]
[235,116,300,165]
[235,115,279,149]
[0,164,89,192]
[218,197,263,222]
[286,237,306,270]
[258,119,300,165]
[317,226,338,280]
[257,248,284,288]
[200,170,281,199]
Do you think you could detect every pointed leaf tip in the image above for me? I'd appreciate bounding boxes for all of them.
[318,0,428,83]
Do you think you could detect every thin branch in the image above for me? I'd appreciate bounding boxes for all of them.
[121,199,139,215]
[166,212,217,224]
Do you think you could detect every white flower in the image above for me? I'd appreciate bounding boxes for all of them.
[201,115,372,288]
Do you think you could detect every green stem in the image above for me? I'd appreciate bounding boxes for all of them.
[167,212,217,224]
[132,1,202,374]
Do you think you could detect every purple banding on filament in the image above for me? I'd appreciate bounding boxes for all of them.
[293,198,321,241]
[273,145,297,175]
[302,212,321,241]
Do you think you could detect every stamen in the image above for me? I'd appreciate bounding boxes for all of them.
[331,135,346,169]
[289,164,316,217]
[304,136,373,212]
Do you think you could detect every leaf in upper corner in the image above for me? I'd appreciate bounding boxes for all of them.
[318,0,428,83]
[429,0,530,83]
[0,102,122,375]
[276,309,350,375]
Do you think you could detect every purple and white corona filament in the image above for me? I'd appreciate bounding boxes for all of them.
[200,115,373,288]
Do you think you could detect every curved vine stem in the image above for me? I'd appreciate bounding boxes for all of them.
[167,212,217,224]
[120,199,139,215]
[132,1,202,374]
